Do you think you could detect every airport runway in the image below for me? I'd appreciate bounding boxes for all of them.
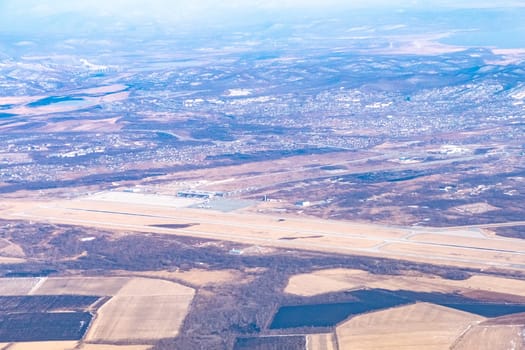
[4,196,525,272]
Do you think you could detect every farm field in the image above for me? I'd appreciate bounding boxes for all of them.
[306,333,337,350]
[85,278,194,342]
[336,303,484,350]
[119,268,247,287]
[0,312,93,342]
[285,268,525,298]
[0,257,25,264]
[0,342,153,350]
[0,295,99,313]
[453,324,523,350]
[5,341,79,350]
[0,283,100,343]
[34,277,129,296]
[0,278,39,295]
[0,239,25,258]
[0,276,194,347]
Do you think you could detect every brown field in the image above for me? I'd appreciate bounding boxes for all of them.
[4,194,525,273]
[37,117,123,133]
[87,295,190,341]
[285,268,525,298]
[482,312,525,326]
[336,303,484,350]
[449,275,525,297]
[0,256,26,264]
[306,333,336,350]
[33,277,129,296]
[452,325,523,350]
[121,268,247,287]
[116,278,194,297]
[153,150,379,193]
[0,278,39,295]
[7,341,79,350]
[85,278,194,343]
[0,239,25,258]
[0,277,192,347]
[452,202,500,214]
[286,269,367,296]
[1,344,154,350]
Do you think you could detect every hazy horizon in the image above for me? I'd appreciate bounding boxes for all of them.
[1,0,525,40]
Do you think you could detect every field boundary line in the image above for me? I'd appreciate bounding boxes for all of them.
[449,322,479,350]
[28,276,47,295]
